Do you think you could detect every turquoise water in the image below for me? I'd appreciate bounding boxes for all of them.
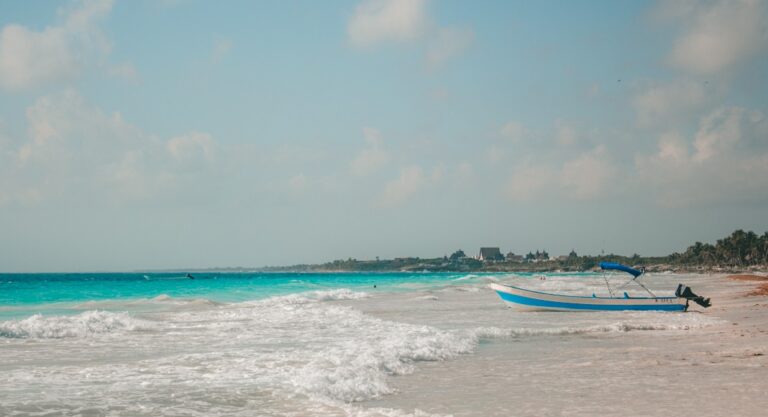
[0,271,500,319]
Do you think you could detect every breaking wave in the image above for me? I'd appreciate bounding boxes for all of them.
[291,320,475,402]
[0,310,153,339]
[452,274,479,281]
[238,288,370,307]
[73,294,222,310]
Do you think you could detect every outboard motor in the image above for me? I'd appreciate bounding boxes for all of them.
[675,284,711,308]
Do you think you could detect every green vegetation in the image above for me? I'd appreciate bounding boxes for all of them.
[673,229,768,267]
[258,229,767,273]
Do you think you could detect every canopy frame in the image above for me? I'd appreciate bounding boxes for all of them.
[599,262,655,297]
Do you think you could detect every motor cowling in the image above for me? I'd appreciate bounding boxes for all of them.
[676,284,711,308]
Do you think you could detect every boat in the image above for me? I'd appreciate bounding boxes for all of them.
[489,262,710,312]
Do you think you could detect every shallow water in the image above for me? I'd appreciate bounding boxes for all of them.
[0,272,746,416]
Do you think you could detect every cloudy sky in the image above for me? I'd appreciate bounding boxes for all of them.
[1,0,767,271]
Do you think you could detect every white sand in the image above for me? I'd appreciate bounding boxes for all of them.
[355,274,768,417]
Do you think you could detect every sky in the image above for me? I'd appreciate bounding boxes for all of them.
[1,0,767,272]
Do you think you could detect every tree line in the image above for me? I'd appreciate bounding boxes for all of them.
[671,229,768,267]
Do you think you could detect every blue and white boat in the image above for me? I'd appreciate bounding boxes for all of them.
[490,262,710,312]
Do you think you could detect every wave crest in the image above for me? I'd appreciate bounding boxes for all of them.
[0,310,152,339]
[240,289,370,308]
[292,323,475,402]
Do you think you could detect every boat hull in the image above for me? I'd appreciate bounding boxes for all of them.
[489,283,687,312]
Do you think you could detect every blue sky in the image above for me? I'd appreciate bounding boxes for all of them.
[1,0,767,271]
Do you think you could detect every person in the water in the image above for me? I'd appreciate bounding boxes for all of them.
[186,273,195,279]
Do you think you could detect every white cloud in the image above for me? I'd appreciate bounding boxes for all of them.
[506,165,557,202]
[500,121,527,142]
[635,106,768,206]
[485,144,506,164]
[560,146,615,200]
[347,0,472,68]
[555,121,578,146]
[1,90,221,205]
[506,146,616,202]
[430,164,445,182]
[655,131,689,163]
[0,0,113,90]
[64,0,113,31]
[489,121,529,163]
[378,165,427,207]
[692,107,746,161]
[21,89,140,165]
[347,0,427,47]
[666,0,767,75]
[167,132,216,164]
[425,26,474,68]
[108,63,139,82]
[0,25,76,90]
[632,80,708,127]
[288,173,308,193]
[351,127,390,176]
[456,161,473,181]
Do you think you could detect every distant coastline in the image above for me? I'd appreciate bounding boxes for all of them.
[146,229,768,275]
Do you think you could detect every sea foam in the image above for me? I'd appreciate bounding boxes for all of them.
[0,310,152,339]
[471,312,724,340]
[113,289,476,404]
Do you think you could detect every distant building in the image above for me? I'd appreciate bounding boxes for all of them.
[506,252,524,262]
[556,255,568,261]
[394,257,419,262]
[526,250,550,262]
[478,247,503,261]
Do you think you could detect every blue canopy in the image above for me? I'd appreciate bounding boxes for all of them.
[599,262,643,278]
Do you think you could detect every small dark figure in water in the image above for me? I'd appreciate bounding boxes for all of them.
[373,284,377,288]
[186,273,195,279]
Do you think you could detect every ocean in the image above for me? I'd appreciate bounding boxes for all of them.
[0,272,729,416]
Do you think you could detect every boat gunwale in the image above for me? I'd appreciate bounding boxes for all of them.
[489,282,680,301]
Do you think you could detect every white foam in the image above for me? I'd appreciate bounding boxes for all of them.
[238,288,370,308]
[452,274,479,281]
[289,318,475,402]
[57,289,465,405]
[313,288,371,301]
[73,294,222,310]
[471,313,724,339]
[0,310,153,339]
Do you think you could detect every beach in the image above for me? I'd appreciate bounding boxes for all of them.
[1,272,767,416]
[359,273,768,416]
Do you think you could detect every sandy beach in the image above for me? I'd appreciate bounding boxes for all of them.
[353,273,768,417]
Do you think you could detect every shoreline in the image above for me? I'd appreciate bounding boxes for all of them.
[139,264,768,274]
[3,272,767,416]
